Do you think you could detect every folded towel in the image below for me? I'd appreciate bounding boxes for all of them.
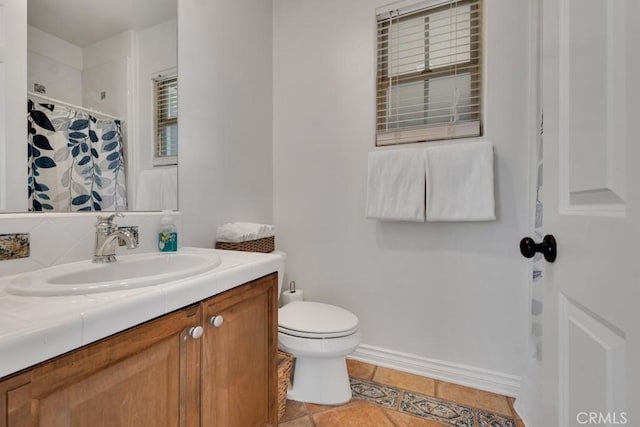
[366,149,426,222]
[216,222,275,242]
[235,222,274,239]
[425,141,495,222]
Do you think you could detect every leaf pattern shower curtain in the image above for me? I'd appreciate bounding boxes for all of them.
[27,99,127,211]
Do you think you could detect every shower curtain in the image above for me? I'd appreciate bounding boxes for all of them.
[27,99,127,211]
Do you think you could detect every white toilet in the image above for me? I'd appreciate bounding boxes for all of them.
[274,253,361,405]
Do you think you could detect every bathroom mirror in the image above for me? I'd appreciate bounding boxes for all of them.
[17,0,178,213]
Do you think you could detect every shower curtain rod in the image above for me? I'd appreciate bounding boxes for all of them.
[27,91,123,121]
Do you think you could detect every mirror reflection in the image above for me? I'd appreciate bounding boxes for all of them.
[24,0,177,212]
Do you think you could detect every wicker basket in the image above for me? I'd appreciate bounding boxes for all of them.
[215,236,274,253]
[277,350,294,420]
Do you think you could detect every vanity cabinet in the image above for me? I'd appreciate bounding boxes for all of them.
[0,273,278,427]
[0,304,202,427]
[201,274,278,427]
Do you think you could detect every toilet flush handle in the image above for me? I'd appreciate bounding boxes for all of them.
[209,315,224,328]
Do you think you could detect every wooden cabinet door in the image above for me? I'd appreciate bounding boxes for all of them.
[201,273,278,427]
[0,305,202,427]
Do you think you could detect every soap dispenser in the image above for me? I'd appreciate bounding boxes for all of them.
[158,210,177,252]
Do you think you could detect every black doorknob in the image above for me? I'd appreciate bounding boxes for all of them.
[520,234,557,263]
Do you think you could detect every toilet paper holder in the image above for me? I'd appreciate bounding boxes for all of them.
[282,281,303,305]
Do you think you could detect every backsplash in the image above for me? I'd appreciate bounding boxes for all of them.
[0,212,182,276]
[0,233,30,261]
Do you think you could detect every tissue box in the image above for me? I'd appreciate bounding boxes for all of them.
[215,236,274,253]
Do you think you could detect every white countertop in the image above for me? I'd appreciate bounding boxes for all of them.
[0,247,283,379]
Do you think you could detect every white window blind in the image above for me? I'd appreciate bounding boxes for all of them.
[154,75,178,163]
[376,0,482,146]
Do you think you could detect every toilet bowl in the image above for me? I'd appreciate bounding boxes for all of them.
[273,252,361,405]
[279,301,361,405]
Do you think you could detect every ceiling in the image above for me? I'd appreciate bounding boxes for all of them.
[28,0,177,47]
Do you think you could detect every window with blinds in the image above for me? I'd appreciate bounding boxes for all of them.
[376,0,482,146]
[154,75,178,164]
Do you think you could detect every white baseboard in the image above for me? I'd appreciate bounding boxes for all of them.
[348,344,522,397]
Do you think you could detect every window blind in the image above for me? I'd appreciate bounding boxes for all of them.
[376,0,482,146]
[154,75,178,160]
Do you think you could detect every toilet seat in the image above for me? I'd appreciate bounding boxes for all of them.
[279,325,359,339]
[278,301,359,339]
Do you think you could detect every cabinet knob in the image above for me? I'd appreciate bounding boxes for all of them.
[209,315,224,328]
[188,326,204,339]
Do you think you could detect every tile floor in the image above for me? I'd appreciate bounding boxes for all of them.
[279,359,526,427]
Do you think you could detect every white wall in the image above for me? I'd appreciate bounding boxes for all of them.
[82,31,132,118]
[28,27,132,118]
[27,27,130,119]
[178,0,274,247]
[135,18,177,173]
[273,0,532,383]
[27,26,83,105]
[131,18,178,211]
[1,0,27,213]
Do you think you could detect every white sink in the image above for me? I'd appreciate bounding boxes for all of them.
[5,249,222,296]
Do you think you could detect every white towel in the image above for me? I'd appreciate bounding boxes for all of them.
[425,141,495,222]
[216,223,248,243]
[216,222,275,242]
[235,222,275,239]
[366,149,425,222]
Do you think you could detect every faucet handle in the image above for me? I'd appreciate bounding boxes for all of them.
[96,213,124,234]
[96,213,124,225]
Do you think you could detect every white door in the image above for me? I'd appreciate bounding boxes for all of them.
[541,0,640,426]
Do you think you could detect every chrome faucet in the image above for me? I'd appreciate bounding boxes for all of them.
[94,213,138,263]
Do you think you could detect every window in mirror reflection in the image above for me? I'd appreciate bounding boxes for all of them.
[153,74,178,166]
